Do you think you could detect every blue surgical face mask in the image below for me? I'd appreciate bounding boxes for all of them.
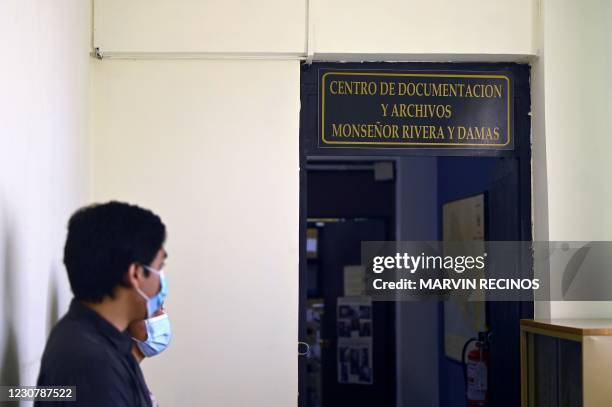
[135,265,168,318]
[134,313,172,357]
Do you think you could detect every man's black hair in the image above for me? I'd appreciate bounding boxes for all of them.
[64,201,166,302]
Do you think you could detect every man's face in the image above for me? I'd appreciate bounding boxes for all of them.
[129,247,168,321]
[139,248,167,299]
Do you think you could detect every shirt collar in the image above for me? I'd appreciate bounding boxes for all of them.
[68,298,134,356]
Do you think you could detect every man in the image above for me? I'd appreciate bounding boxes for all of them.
[36,201,169,407]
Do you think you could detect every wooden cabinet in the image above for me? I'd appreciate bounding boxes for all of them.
[521,319,612,406]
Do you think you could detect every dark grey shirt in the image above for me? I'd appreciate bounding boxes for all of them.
[35,299,152,407]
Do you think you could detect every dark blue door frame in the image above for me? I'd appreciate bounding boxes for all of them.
[299,61,532,407]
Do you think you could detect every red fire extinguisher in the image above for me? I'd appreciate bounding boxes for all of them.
[462,331,491,406]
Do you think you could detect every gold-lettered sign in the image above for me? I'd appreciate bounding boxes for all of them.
[319,71,513,149]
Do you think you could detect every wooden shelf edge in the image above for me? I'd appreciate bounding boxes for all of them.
[521,319,612,337]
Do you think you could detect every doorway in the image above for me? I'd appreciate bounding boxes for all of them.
[303,160,397,407]
[299,62,532,407]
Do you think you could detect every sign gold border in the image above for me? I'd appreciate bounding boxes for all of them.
[320,71,512,148]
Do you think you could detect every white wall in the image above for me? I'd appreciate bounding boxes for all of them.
[533,0,612,318]
[543,0,612,242]
[93,0,536,59]
[0,0,91,389]
[93,0,306,54]
[91,59,300,406]
[313,0,535,58]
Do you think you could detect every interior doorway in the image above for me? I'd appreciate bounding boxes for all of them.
[303,160,397,407]
[298,62,533,407]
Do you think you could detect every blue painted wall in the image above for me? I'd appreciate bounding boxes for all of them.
[395,157,440,407]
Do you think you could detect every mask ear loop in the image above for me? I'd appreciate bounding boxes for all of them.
[143,265,162,276]
[134,265,162,300]
[131,318,153,343]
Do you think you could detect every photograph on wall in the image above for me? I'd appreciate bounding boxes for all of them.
[337,296,372,339]
[337,340,373,385]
